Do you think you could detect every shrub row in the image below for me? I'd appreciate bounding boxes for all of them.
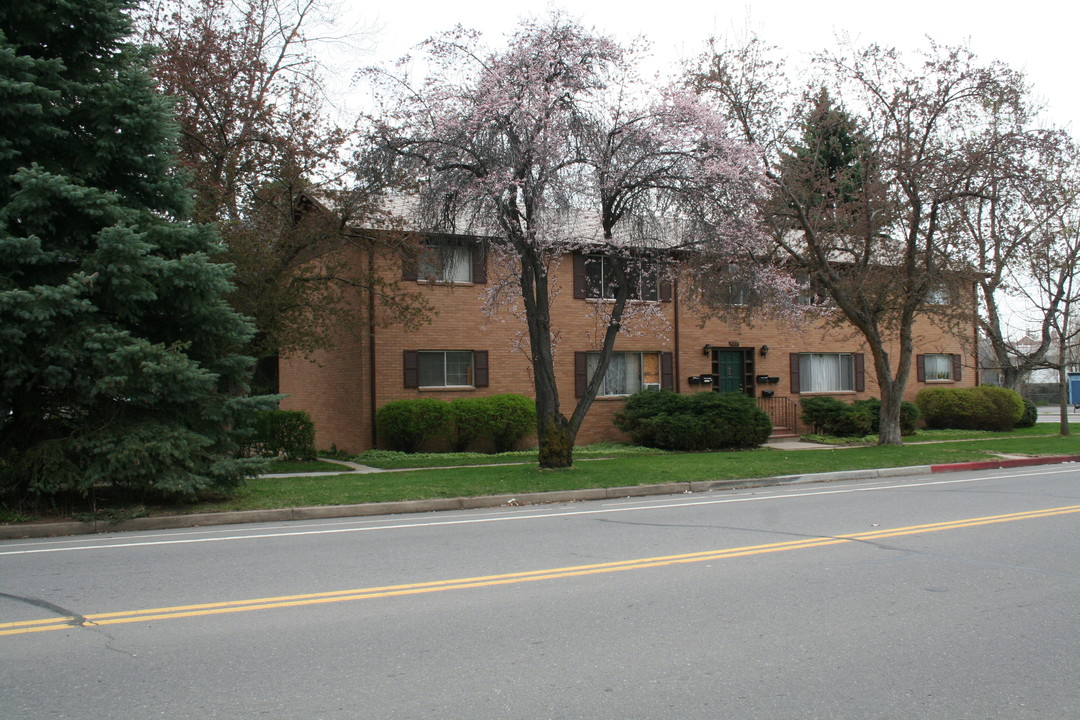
[613,391,772,451]
[800,396,920,437]
[376,394,536,453]
[915,386,1025,431]
[247,410,317,461]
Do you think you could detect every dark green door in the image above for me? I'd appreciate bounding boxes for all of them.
[714,350,743,393]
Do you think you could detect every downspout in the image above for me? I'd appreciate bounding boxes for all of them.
[673,274,681,393]
[368,247,378,449]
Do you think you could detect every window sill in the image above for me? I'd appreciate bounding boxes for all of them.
[799,391,857,395]
[583,298,662,305]
[418,386,476,392]
[417,280,475,287]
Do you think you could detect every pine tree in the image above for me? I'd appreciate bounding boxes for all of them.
[0,0,271,503]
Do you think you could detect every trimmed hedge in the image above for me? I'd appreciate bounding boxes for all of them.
[376,399,453,453]
[482,394,536,453]
[614,391,772,451]
[250,410,317,460]
[916,386,1024,431]
[379,394,537,453]
[800,396,920,437]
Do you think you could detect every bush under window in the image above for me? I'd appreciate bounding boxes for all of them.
[614,391,771,451]
[916,386,1024,431]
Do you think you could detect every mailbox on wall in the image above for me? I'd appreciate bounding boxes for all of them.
[687,374,714,386]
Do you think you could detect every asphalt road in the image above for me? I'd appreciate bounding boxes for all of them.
[3,465,1079,719]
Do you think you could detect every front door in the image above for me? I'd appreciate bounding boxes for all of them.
[714,350,744,393]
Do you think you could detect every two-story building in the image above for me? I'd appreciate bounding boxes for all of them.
[280,231,977,453]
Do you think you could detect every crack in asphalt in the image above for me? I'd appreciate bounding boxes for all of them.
[593,518,1080,579]
[0,591,95,627]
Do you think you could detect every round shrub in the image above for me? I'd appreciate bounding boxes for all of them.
[916,386,1024,431]
[1016,397,1038,428]
[449,397,487,452]
[480,394,536,453]
[691,392,773,448]
[376,399,452,453]
[614,391,771,451]
[970,385,1025,430]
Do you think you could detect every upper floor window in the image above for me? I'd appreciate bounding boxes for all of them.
[573,253,670,302]
[926,283,950,305]
[420,244,472,283]
[722,279,757,306]
[403,236,486,284]
[795,271,831,306]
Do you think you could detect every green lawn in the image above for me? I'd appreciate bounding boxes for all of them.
[6,431,1078,524]
[185,432,1080,514]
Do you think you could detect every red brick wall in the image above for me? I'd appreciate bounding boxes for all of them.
[281,246,977,453]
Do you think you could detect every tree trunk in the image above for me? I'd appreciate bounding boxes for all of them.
[877,381,904,445]
[537,411,574,468]
[1058,349,1071,437]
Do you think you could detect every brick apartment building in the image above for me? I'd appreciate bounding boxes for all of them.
[280,233,977,453]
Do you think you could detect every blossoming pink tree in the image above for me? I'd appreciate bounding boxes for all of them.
[367,15,775,467]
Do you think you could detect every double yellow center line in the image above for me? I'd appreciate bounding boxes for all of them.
[4,503,1079,637]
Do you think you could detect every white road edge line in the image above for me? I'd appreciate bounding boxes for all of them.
[0,467,1073,556]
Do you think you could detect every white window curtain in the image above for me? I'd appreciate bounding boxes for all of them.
[924,354,953,380]
[587,352,644,396]
[420,245,471,282]
[800,353,854,392]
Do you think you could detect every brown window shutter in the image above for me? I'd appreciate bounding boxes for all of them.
[473,350,488,387]
[402,257,418,281]
[404,351,419,388]
[790,353,801,393]
[952,353,962,382]
[916,354,926,382]
[575,351,588,398]
[854,353,865,392]
[573,254,587,299]
[661,352,674,390]
[472,243,487,284]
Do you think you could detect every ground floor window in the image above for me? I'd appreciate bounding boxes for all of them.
[575,351,673,397]
[586,351,661,396]
[404,350,489,388]
[918,353,961,382]
[798,353,855,392]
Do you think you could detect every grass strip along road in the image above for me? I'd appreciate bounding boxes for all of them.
[6,503,1079,637]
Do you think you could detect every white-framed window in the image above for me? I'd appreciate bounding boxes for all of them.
[799,353,855,392]
[419,244,472,283]
[918,353,960,382]
[587,351,662,396]
[419,350,475,387]
[583,255,659,301]
[923,353,954,381]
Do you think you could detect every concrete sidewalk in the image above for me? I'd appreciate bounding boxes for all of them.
[3,447,1078,540]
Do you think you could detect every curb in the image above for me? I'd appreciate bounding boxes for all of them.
[929,454,1080,473]
[2,455,1077,540]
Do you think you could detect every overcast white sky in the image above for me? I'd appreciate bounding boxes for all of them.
[334,0,1077,132]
